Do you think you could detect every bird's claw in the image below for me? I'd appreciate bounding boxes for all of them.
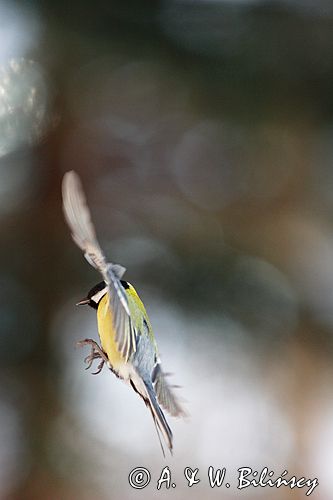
[92,359,105,375]
[77,338,109,374]
[84,351,101,370]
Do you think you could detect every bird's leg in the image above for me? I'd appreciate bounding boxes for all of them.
[77,338,109,373]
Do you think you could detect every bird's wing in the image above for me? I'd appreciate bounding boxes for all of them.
[62,171,135,360]
[62,170,107,272]
[152,362,187,418]
[108,286,137,361]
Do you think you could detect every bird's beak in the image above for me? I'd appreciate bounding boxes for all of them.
[76,298,90,306]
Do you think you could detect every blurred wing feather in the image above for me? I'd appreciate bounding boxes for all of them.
[62,170,106,271]
[62,171,134,360]
[152,362,187,418]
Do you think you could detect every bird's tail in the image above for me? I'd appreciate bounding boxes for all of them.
[143,379,173,456]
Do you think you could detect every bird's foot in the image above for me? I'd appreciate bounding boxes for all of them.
[77,338,109,374]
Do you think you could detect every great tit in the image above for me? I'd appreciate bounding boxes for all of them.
[62,171,185,455]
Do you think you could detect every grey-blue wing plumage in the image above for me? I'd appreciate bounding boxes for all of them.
[152,363,187,417]
[133,324,186,419]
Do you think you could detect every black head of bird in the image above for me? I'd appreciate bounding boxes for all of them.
[76,281,107,309]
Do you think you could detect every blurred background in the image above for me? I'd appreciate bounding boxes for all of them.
[1,0,333,498]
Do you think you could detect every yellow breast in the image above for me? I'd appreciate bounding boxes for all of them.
[97,293,123,369]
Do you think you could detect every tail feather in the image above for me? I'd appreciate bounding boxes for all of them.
[151,411,167,458]
[144,380,173,455]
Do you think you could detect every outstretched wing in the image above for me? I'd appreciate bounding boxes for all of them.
[152,362,187,418]
[62,170,135,359]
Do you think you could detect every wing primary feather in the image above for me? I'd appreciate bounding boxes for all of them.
[107,265,130,316]
[130,323,137,356]
[62,171,132,356]
[62,171,99,253]
[152,362,187,418]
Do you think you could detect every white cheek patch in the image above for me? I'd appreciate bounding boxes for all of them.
[91,287,108,304]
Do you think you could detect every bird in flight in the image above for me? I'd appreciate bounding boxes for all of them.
[62,171,186,455]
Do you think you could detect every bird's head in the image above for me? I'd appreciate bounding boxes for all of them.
[77,281,108,309]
